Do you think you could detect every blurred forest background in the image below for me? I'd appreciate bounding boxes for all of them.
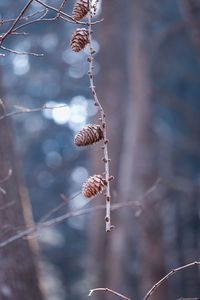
[0,0,200,300]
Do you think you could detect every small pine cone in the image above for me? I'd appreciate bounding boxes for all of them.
[72,0,89,21]
[70,28,89,52]
[74,124,103,147]
[82,175,107,198]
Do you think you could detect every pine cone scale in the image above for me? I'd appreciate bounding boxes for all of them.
[74,124,104,146]
[82,175,107,198]
[70,28,89,52]
[72,0,89,21]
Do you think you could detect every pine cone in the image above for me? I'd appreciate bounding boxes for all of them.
[82,175,107,198]
[72,0,89,21]
[74,124,103,147]
[70,28,89,52]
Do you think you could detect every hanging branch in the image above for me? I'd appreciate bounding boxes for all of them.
[87,0,113,232]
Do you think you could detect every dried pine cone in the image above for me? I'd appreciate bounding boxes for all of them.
[72,0,89,21]
[74,124,103,147]
[70,28,89,52]
[82,175,107,198]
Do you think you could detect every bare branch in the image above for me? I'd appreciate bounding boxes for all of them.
[39,191,82,223]
[56,0,69,19]
[0,103,69,121]
[12,8,49,32]
[35,0,102,25]
[0,45,44,57]
[0,0,35,45]
[0,9,46,25]
[0,180,159,248]
[35,0,82,23]
[0,169,12,184]
[88,288,131,300]
[87,0,113,232]
[143,261,200,300]
[0,0,103,55]
[0,187,6,195]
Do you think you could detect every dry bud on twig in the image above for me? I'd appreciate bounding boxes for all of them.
[72,0,89,21]
[74,124,103,147]
[82,175,107,198]
[70,28,89,52]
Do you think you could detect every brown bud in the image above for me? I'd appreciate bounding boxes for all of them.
[74,124,103,147]
[70,28,89,52]
[108,175,114,181]
[82,175,107,198]
[72,0,89,21]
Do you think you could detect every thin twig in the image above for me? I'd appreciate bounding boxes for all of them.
[35,0,103,25]
[0,0,35,45]
[88,288,131,300]
[0,187,6,195]
[0,45,44,57]
[88,261,200,300]
[0,181,159,248]
[143,261,200,300]
[0,9,45,25]
[0,103,69,121]
[13,9,49,32]
[56,0,69,19]
[35,0,81,23]
[5,32,29,36]
[39,191,82,223]
[87,0,112,232]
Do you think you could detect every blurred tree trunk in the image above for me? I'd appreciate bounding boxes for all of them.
[0,100,44,300]
[88,1,168,300]
[110,1,168,299]
[122,1,168,299]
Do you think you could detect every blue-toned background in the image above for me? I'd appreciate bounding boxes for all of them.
[1,1,200,300]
